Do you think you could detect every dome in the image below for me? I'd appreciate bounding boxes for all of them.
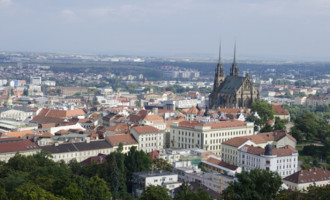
[264,144,273,156]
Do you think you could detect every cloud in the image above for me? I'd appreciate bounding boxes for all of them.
[61,9,78,22]
[0,0,12,7]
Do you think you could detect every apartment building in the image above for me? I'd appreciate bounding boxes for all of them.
[221,130,296,165]
[170,120,254,155]
[130,125,164,153]
[238,144,298,178]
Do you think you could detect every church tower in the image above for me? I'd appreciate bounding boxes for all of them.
[230,43,239,76]
[213,42,224,92]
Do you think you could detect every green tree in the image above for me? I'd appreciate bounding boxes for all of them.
[62,183,83,200]
[140,185,171,200]
[222,169,282,200]
[250,100,275,125]
[174,183,213,200]
[152,158,173,172]
[246,115,262,132]
[273,117,286,131]
[0,181,8,200]
[260,123,273,133]
[125,147,152,192]
[11,182,64,200]
[86,176,111,200]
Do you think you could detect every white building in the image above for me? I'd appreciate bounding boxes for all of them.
[130,125,164,153]
[238,144,298,178]
[41,140,113,163]
[170,120,254,155]
[132,171,182,197]
[30,77,42,85]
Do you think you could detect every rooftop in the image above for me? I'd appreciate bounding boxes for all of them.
[283,168,330,184]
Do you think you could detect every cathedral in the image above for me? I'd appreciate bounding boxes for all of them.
[209,44,259,109]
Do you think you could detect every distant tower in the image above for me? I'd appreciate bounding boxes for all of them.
[230,42,239,76]
[213,42,225,92]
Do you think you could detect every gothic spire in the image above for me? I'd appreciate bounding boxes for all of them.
[213,41,224,91]
[230,42,239,76]
[216,41,224,77]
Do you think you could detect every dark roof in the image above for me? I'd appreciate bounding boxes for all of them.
[41,140,111,154]
[283,168,330,184]
[218,76,246,94]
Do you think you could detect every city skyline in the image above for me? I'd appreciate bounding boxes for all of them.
[0,0,330,61]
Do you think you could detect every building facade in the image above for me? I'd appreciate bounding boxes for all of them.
[170,120,254,155]
[238,144,298,178]
[130,125,164,153]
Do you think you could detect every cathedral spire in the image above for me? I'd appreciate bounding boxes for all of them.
[230,42,239,76]
[213,41,224,91]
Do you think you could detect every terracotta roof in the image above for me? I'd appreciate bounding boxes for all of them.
[223,131,296,147]
[2,130,33,138]
[128,114,143,123]
[273,105,289,115]
[241,145,297,157]
[150,150,160,159]
[165,117,186,128]
[80,153,107,165]
[106,134,137,146]
[177,120,246,130]
[243,131,296,144]
[35,108,86,119]
[205,157,239,171]
[283,168,330,184]
[131,125,162,135]
[106,123,129,134]
[0,138,39,153]
[222,137,250,147]
[143,114,165,123]
[186,106,198,114]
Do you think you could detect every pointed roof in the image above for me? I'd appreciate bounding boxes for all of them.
[230,42,239,76]
[186,106,198,114]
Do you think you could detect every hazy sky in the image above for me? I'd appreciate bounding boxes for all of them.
[1,0,330,61]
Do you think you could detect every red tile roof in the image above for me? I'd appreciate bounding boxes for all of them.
[132,125,162,135]
[283,168,330,184]
[80,153,107,165]
[223,130,296,147]
[106,123,129,134]
[205,157,239,171]
[242,145,297,157]
[0,138,39,153]
[273,105,289,115]
[186,106,198,114]
[177,120,246,130]
[143,115,165,123]
[106,134,137,146]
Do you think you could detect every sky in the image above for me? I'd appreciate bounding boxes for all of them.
[0,0,330,61]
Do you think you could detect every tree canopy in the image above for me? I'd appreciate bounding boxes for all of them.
[250,100,275,125]
[222,169,282,200]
